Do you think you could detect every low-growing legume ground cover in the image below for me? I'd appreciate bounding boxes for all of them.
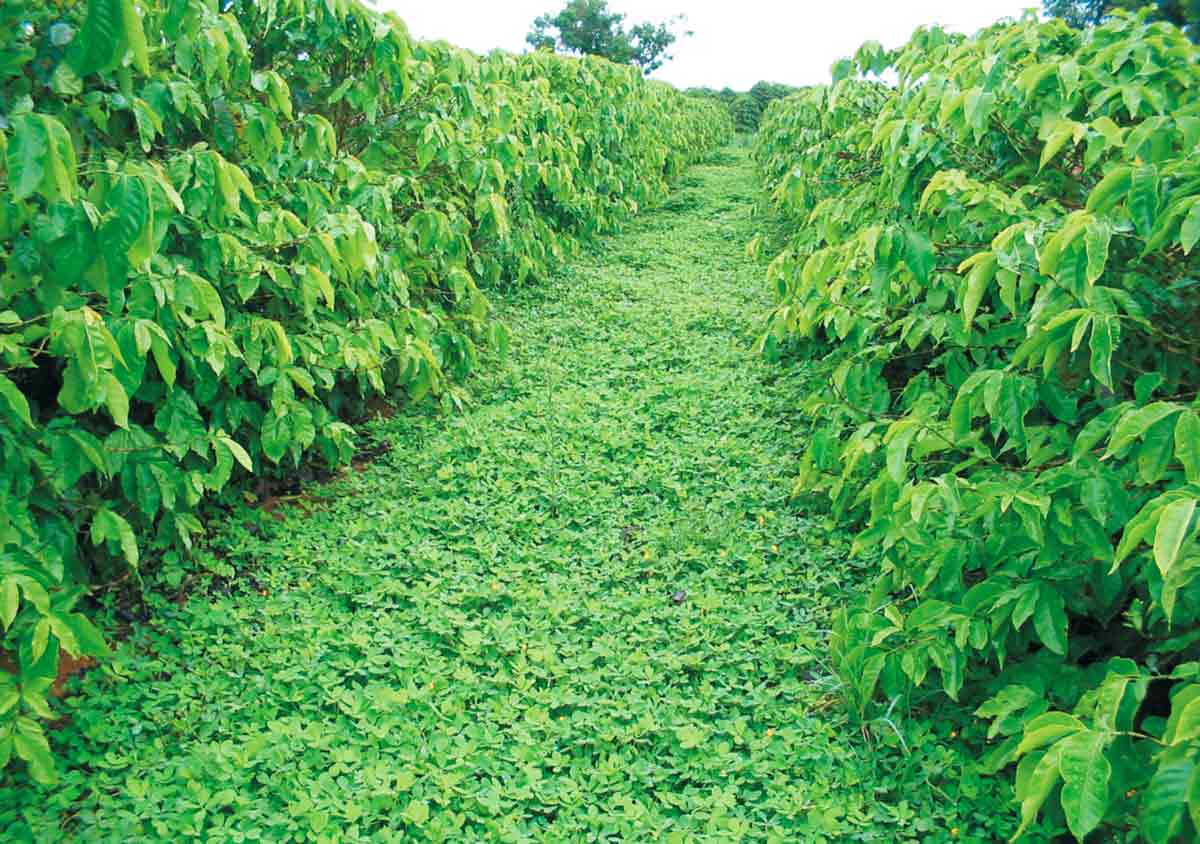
[2,149,1035,843]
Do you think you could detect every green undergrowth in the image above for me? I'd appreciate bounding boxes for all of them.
[2,149,1034,843]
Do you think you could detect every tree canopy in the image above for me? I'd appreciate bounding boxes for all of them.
[1044,0,1200,38]
[526,0,689,74]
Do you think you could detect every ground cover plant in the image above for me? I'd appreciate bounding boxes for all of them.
[0,150,1032,843]
[0,0,729,783]
[754,8,1200,841]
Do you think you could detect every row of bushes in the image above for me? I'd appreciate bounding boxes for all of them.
[0,0,731,782]
[754,9,1199,842]
[685,81,798,133]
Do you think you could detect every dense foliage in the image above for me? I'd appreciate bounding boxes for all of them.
[0,0,730,783]
[755,9,1200,842]
[526,0,688,74]
[1046,0,1200,40]
[686,82,799,134]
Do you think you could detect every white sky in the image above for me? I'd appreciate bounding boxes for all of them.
[374,1,1039,90]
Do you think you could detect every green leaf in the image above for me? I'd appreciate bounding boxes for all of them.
[961,253,997,330]
[996,375,1030,448]
[304,266,336,310]
[1058,730,1111,841]
[1128,165,1160,238]
[100,373,129,429]
[0,673,17,716]
[1189,762,1200,833]
[151,333,176,388]
[65,612,110,658]
[1084,222,1110,285]
[190,275,227,330]
[1113,499,1165,571]
[13,717,57,785]
[402,799,429,825]
[1107,402,1183,456]
[218,436,254,472]
[1177,413,1200,483]
[1072,404,1126,462]
[121,0,149,75]
[7,114,76,204]
[675,724,707,749]
[1088,315,1116,390]
[1034,587,1068,656]
[68,0,128,77]
[0,373,34,429]
[260,413,290,464]
[30,617,50,664]
[1039,216,1087,277]
[1085,165,1131,213]
[1,580,18,631]
[1164,687,1200,745]
[6,113,48,201]
[1141,752,1194,844]
[1154,499,1197,578]
[1012,743,1064,841]
[1040,121,1076,170]
[101,174,151,267]
[1016,711,1084,757]
[1181,199,1200,255]
[886,421,919,486]
[903,228,935,283]
[91,507,139,570]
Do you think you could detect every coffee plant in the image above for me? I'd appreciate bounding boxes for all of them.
[755,9,1200,842]
[0,0,730,782]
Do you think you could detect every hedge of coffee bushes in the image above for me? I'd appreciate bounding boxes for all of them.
[0,0,731,781]
[755,10,1200,841]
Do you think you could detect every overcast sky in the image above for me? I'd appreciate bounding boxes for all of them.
[377,1,1039,90]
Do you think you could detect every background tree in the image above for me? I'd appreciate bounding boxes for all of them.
[1044,0,1200,39]
[526,0,689,74]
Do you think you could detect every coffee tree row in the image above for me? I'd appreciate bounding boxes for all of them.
[0,0,731,782]
[754,10,1199,842]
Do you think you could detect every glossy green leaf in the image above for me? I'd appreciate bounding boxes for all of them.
[1155,498,1198,578]
[1088,315,1116,390]
[68,0,129,77]
[0,374,35,428]
[1140,752,1192,844]
[1084,222,1110,285]
[1012,744,1064,841]
[1182,199,1200,255]
[1034,588,1068,656]
[1128,165,1160,238]
[1177,413,1200,483]
[1085,165,1131,213]
[1058,730,1111,841]
[903,228,935,283]
[90,508,138,569]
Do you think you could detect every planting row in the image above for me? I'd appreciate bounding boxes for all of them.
[0,0,731,781]
[754,10,1200,842]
